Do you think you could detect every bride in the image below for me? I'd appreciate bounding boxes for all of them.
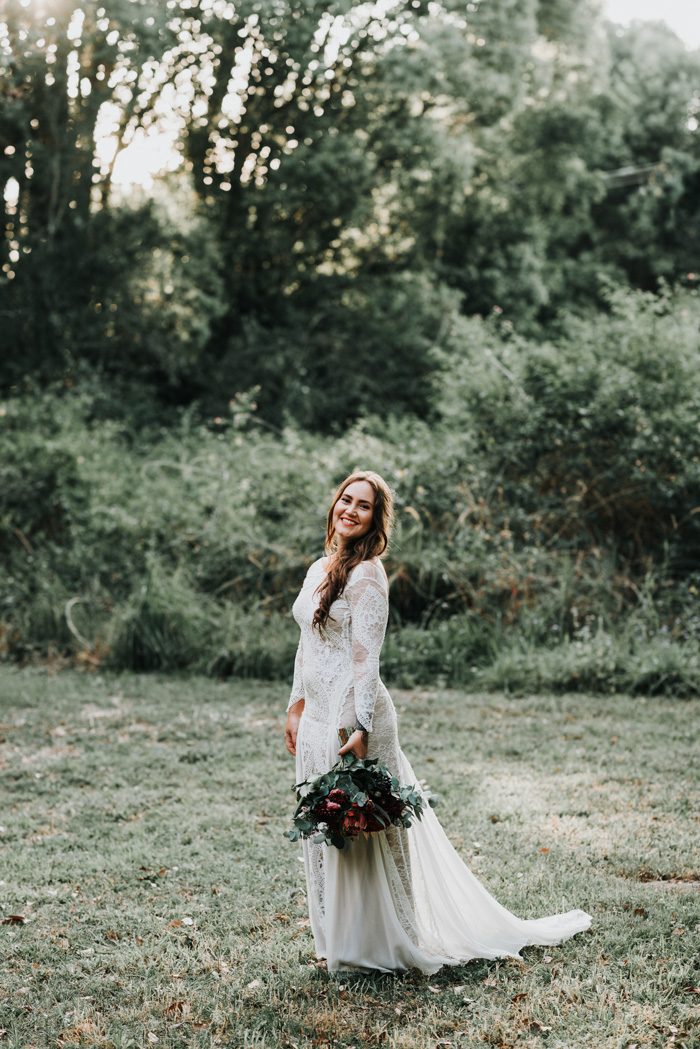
[284,470,592,974]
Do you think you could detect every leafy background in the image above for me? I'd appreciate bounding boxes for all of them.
[1,0,699,693]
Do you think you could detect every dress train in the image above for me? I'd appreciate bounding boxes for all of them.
[299,724,592,975]
[289,556,592,975]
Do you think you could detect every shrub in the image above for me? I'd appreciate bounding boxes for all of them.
[1,286,697,695]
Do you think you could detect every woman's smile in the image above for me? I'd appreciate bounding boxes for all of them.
[331,480,376,542]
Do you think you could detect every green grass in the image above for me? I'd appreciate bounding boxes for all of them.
[0,667,698,1049]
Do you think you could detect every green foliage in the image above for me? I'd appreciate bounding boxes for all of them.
[484,629,700,697]
[1,2,698,686]
[0,0,191,387]
[107,556,216,672]
[1,287,698,695]
[439,287,700,570]
[594,22,700,292]
[4,1,698,427]
[439,18,700,326]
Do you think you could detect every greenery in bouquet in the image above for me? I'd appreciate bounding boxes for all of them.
[285,752,439,850]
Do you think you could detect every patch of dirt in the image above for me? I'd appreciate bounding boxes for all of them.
[641,878,700,892]
[621,869,700,891]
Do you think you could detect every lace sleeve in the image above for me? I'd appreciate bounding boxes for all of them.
[346,561,389,734]
[287,635,304,711]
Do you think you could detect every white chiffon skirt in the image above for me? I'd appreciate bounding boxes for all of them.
[298,738,592,975]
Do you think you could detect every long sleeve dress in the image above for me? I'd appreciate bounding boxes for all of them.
[287,555,592,974]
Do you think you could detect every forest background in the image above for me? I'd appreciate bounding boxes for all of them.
[1,0,699,696]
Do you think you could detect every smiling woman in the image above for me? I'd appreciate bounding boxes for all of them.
[283,470,592,974]
[311,472,393,663]
[332,480,375,542]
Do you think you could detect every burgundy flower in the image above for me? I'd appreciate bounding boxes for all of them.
[342,807,369,833]
[287,755,436,849]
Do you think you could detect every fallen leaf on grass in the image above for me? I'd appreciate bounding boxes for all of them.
[58,1020,101,1045]
[0,914,26,925]
[247,979,262,990]
[138,865,168,879]
[104,929,120,941]
[164,1000,191,1018]
[538,847,550,855]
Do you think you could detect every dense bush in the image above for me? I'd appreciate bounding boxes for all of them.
[440,285,700,570]
[1,288,698,694]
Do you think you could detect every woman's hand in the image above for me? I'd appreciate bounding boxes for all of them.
[338,729,368,760]
[285,698,305,756]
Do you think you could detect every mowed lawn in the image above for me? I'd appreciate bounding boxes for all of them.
[0,667,698,1049]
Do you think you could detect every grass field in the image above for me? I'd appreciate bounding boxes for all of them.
[0,667,698,1049]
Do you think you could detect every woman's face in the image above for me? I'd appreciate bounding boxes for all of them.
[331,480,376,543]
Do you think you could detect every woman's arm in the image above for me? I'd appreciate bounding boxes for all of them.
[345,562,389,735]
[285,637,305,757]
[287,635,304,712]
[285,699,304,756]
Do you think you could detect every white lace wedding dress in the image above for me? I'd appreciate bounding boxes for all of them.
[287,555,592,974]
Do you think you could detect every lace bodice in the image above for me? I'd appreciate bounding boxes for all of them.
[287,556,390,734]
[287,553,392,734]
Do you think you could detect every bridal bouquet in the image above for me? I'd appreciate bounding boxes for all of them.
[285,744,438,850]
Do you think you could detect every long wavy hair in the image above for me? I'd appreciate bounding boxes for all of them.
[312,470,394,634]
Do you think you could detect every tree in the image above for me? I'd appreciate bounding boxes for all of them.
[0,0,223,398]
[437,13,700,326]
